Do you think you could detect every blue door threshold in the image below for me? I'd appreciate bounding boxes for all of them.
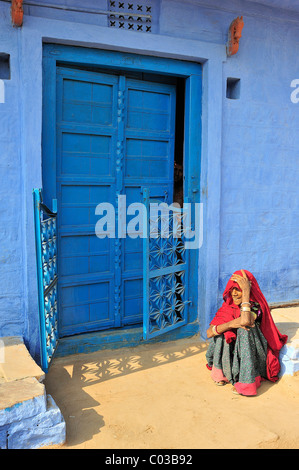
[54,322,200,359]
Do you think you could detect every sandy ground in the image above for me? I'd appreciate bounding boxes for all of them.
[44,334,299,450]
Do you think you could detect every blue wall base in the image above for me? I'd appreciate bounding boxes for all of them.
[279,341,299,377]
[0,394,65,449]
[0,336,66,449]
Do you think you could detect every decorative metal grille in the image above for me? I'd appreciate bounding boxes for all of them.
[33,189,58,372]
[143,188,190,340]
[108,0,153,32]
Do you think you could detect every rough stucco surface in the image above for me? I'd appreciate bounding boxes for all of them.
[219,15,299,304]
[0,7,24,338]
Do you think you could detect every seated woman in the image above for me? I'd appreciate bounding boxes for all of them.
[206,269,288,396]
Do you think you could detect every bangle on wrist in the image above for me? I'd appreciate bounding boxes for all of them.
[241,302,251,306]
[241,306,251,312]
[212,325,219,336]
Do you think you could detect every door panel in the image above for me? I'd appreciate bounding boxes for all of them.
[60,281,112,333]
[61,77,114,125]
[60,133,112,177]
[59,235,110,276]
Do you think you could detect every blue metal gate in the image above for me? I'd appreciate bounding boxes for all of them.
[142,188,190,340]
[33,189,59,372]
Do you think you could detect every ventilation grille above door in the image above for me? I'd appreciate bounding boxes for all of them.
[108,0,154,32]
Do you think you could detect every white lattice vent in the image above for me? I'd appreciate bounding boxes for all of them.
[108,0,154,33]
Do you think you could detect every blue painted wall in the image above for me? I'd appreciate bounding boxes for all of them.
[0,11,27,337]
[219,13,299,305]
[0,0,298,359]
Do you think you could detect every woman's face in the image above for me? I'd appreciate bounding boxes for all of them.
[231,287,242,305]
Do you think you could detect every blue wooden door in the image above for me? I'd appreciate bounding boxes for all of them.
[56,66,176,336]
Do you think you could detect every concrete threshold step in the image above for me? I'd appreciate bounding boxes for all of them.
[0,377,46,426]
[0,336,65,449]
[0,336,45,385]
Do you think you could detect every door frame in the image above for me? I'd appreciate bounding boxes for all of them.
[42,44,202,347]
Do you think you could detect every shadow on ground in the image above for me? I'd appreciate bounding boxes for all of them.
[45,337,207,447]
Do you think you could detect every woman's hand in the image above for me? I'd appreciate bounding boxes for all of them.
[230,269,251,302]
[230,270,254,327]
[229,317,253,331]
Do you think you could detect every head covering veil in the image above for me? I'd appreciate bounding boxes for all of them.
[210,270,288,382]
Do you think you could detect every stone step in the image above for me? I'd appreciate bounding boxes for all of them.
[0,377,47,427]
[7,395,66,449]
[0,336,45,384]
[0,336,65,449]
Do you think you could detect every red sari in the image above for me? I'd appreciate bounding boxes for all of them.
[209,270,288,384]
